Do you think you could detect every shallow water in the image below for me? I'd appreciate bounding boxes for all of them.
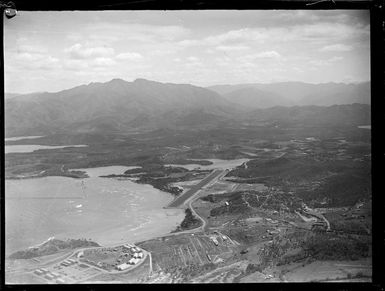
[72,166,141,177]
[5,135,44,141]
[5,166,183,255]
[5,144,88,154]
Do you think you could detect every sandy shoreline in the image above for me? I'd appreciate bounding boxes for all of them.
[79,208,184,247]
[6,160,246,255]
[5,166,185,256]
[6,200,184,256]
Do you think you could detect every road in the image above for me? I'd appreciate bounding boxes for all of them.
[148,170,228,236]
[188,196,207,232]
[166,169,225,208]
[6,166,234,283]
[304,209,331,231]
[10,168,229,281]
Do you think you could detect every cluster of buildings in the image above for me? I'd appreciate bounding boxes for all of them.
[209,236,219,246]
[209,233,228,246]
[60,259,77,267]
[33,268,65,284]
[116,244,145,271]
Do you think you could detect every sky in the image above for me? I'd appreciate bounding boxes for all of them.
[4,10,370,94]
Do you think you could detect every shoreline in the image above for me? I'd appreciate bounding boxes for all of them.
[6,205,184,259]
[5,160,244,258]
[5,165,185,257]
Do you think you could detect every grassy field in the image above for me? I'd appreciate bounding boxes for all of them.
[137,233,236,279]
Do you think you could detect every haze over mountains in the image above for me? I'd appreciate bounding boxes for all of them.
[5,78,370,137]
[5,78,238,136]
[208,82,370,108]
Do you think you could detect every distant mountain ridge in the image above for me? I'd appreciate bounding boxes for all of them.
[5,93,21,99]
[5,78,371,137]
[208,81,370,108]
[221,87,294,108]
[5,78,240,136]
[245,103,371,127]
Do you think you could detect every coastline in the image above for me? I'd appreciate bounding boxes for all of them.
[6,160,244,257]
[6,202,183,258]
[5,165,185,257]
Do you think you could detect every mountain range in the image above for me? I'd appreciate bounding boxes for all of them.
[5,78,370,137]
[208,81,370,108]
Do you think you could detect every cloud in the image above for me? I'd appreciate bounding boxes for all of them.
[293,23,367,41]
[177,39,200,47]
[17,44,48,54]
[254,51,281,58]
[63,57,116,70]
[244,51,282,60]
[185,56,203,68]
[215,45,250,51]
[82,22,190,43]
[67,33,83,42]
[329,56,343,62]
[309,56,343,66]
[38,56,61,70]
[66,43,115,59]
[180,22,369,50]
[116,52,143,60]
[187,56,199,62]
[320,44,353,52]
[204,28,261,46]
[4,11,370,93]
[63,59,89,70]
[92,57,116,67]
[14,51,61,70]
[15,52,45,62]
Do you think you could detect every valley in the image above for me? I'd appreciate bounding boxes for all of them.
[5,116,372,283]
[3,8,374,286]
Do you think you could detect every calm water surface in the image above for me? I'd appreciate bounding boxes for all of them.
[5,136,44,141]
[5,166,183,255]
[5,144,88,154]
[5,135,89,154]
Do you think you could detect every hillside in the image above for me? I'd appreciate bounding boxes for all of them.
[244,103,371,127]
[5,78,238,137]
[5,79,371,137]
[208,82,370,107]
[222,87,293,108]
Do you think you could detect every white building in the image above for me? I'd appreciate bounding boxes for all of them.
[123,244,133,250]
[129,258,140,265]
[45,274,55,280]
[116,263,130,271]
[210,237,219,246]
[34,269,44,275]
[51,272,60,278]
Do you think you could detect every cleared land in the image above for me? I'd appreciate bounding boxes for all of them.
[166,169,225,208]
[5,123,372,283]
